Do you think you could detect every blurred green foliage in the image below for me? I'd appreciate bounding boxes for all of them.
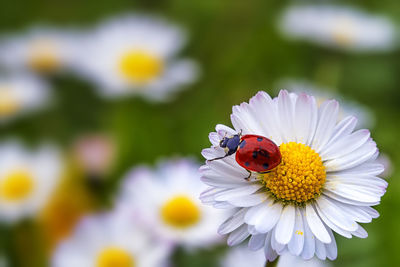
[0,0,399,266]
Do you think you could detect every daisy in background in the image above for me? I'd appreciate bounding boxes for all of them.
[200,90,386,261]
[73,15,199,102]
[0,141,62,223]
[279,5,396,52]
[276,78,375,128]
[117,159,228,248]
[221,246,329,267]
[0,27,81,74]
[53,212,171,267]
[0,74,50,124]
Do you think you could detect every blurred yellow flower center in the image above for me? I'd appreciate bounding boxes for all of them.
[261,142,326,204]
[161,195,201,228]
[118,50,163,83]
[0,89,19,116]
[331,19,355,46]
[97,247,134,267]
[0,170,34,201]
[28,40,61,72]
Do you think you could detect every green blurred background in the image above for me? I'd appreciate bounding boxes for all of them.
[0,0,399,266]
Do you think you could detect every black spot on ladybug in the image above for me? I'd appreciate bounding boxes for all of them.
[257,137,263,142]
[259,150,270,158]
[252,151,258,159]
[239,140,246,148]
[245,162,250,167]
[263,163,269,169]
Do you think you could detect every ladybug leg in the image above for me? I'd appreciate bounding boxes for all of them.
[208,155,229,162]
[245,170,252,181]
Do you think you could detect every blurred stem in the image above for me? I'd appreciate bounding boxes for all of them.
[0,224,16,267]
[265,256,279,267]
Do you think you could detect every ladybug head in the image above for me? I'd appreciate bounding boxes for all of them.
[220,134,241,156]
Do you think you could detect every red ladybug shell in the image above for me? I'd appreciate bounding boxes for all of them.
[235,134,281,173]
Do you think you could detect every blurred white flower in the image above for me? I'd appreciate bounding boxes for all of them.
[117,159,228,248]
[53,212,171,267]
[279,5,396,52]
[73,15,199,101]
[276,78,375,128]
[0,141,62,222]
[0,74,50,123]
[221,247,329,267]
[0,27,81,73]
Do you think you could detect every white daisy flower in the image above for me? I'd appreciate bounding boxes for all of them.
[73,15,199,101]
[0,141,62,222]
[221,246,329,267]
[0,74,50,123]
[200,90,386,261]
[117,159,227,248]
[279,5,396,52]
[0,27,81,73]
[52,212,171,267]
[276,78,375,128]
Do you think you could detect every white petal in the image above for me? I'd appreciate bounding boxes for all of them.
[305,204,331,243]
[294,93,317,145]
[322,190,379,206]
[201,147,225,160]
[351,224,368,238]
[325,228,338,260]
[214,184,262,202]
[206,157,248,178]
[359,206,379,218]
[209,132,220,146]
[325,141,377,172]
[218,209,246,235]
[288,207,305,256]
[227,224,250,246]
[315,239,327,260]
[315,204,352,238]
[324,181,382,203]
[315,195,358,232]
[275,205,296,245]
[216,124,236,137]
[264,231,278,262]
[251,202,283,233]
[248,91,283,145]
[277,90,295,142]
[271,228,286,253]
[301,211,316,260]
[325,116,357,148]
[334,162,384,177]
[320,129,370,161]
[311,100,339,153]
[228,193,268,207]
[248,234,267,251]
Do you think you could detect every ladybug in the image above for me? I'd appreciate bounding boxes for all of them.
[209,132,281,180]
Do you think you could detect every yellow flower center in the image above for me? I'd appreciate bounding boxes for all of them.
[261,142,326,204]
[0,89,19,116]
[0,170,35,201]
[27,39,61,72]
[331,18,355,46]
[97,247,134,267]
[161,195,201,228]
[118,50,163,84]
